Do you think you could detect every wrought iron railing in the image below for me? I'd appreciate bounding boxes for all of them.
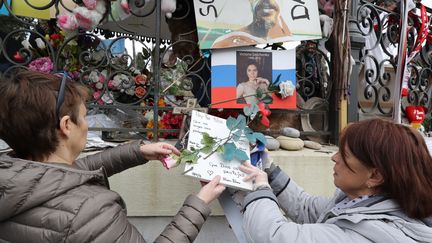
[352,0,432,120]
[0,0,333,142]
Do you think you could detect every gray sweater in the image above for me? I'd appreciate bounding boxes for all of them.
[0,141,210,242]
[242,167,432,242]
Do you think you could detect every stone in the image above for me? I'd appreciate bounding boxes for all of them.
[265,136,280,150]
[304,140,322,150]
[276,136,304,151]
[280,127,300,138]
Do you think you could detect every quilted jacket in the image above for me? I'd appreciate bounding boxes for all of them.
[0,141,211,242]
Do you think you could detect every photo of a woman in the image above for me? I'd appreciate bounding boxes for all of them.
[236,51,272,104]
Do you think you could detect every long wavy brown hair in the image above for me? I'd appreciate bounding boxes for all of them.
[340,118,432,219]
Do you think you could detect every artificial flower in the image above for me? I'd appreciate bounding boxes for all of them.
[134,74,147,85]
[160,155,180,169]
[135,86,146,98]
[28,57,53,73]
[279,80,295,99]
[257,102,271,127]
[21,39,32,50]
[35,38,46,49]
[50,33,62,41]
[95,82,103,90]
[13,52,24,62]
[158,97,166,107]
[125,87,135,96]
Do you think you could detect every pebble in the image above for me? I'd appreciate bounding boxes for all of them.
[280,127,300,138]
[304,140,322,150]
[276,136,304,151]
[265,136,280,150]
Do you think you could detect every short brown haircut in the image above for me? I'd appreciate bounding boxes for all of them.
[0,70,89,161]
[340,118,432,219]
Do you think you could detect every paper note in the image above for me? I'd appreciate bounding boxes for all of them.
[184,110,252,190]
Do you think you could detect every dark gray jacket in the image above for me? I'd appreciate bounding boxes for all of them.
[0,141,210,242]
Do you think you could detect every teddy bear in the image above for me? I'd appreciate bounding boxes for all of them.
[57,0,108,31]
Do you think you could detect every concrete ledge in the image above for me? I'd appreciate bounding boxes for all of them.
[108,145,338,216]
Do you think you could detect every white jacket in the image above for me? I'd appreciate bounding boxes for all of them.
[242,167,432,242]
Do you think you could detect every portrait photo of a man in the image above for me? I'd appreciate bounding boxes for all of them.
[212,0,291,49]
[193,0,322,49]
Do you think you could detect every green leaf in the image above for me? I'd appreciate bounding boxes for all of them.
[180,149,200,164]
[243,127,255,143]
[260,95,273,104]
[253,132,267,145]
[223,143,236,161]
[216,145,224,154]
[250,103,259,114]
[226,116,239,130]
[201,132,216,147]
[256,88,264,98]
[232,129,242,141]
[201,145,213,154]
[236,115,246,130]
[234,149,249,161]
[243,105,252,116]
[273,73,282,85]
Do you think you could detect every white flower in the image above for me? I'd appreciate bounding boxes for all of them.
[89,71,99,83]
[21,39,32,49]
[95,82,103,90]
[101,93,113,104]
[35,38,46,49]
[125,87,135,95]
[279,80,295,99]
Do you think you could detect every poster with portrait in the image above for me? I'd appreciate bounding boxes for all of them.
[211,47,296,109]
[193,0,321,49]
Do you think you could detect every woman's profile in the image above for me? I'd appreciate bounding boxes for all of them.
[236,62,270,104]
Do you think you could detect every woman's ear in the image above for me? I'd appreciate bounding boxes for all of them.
[367,168,384,188]
[58,115,72,137]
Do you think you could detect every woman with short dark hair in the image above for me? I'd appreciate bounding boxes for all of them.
[0,70,225,242]
[238,118,432,242]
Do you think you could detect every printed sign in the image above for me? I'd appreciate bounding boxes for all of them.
[184,111,253,191]
[193,0,322,49]
[211,46,296,109]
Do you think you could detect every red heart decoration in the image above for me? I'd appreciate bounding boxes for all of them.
[405,106,425,123]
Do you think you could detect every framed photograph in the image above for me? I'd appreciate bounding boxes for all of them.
[236,51,272,104]
[211,47,296,109]
[193,0,321,49]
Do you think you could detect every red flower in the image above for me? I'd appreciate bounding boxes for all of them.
[134,74,147,85]
[135,86,146,98]
[13,52,24,62]
[50,33,62,41]
[257,102,271,127]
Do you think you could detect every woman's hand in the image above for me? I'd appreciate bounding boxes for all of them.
[256,77,269,86]
[197,175,226,204]
[139,142,180,161]
[239,161,270,190]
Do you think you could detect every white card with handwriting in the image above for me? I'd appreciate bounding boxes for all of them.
[184,110,252,191]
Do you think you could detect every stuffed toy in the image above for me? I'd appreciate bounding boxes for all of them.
[57,0,108,31]
[162,0,177,18]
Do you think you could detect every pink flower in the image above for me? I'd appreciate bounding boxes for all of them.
[28,57,53,73]
[160,155,180,170]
